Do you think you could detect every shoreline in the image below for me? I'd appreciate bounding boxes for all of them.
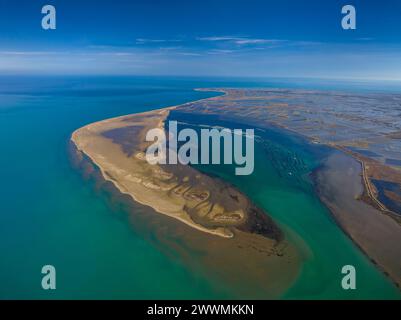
[332,145,400,219]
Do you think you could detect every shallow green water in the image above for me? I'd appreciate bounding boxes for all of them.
[0,76,222,299]
[173,113,401,299]
[0,76,399,299]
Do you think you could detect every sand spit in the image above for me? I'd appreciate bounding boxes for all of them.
[71,108,283,241]
[70,106,302,298]
[314,151,401,288]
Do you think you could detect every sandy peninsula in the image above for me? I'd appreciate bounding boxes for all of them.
[71,107,283,240]
[70,104,302,298]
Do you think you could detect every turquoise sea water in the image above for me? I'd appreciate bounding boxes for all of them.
[0,76,400,299]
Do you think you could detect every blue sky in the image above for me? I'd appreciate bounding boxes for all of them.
[1,0,401,79]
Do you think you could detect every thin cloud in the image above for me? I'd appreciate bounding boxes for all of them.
[136,38,182,44]
[235,38,282,45]
[356,37,374,41]
[0,51,61,55]
[197,36,238,41]
[197,36,284,45]
[177,52,202,56]
[207,49,235,55]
